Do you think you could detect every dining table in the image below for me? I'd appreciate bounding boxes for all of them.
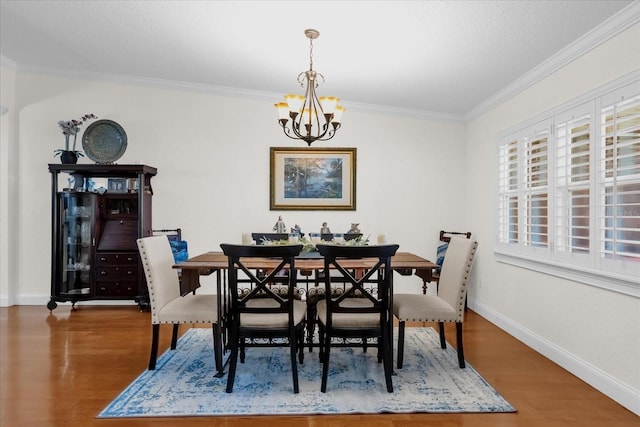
[173,250,438,370]
[175,251,438,296]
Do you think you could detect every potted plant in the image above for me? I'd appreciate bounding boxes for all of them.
[54,114,97,164]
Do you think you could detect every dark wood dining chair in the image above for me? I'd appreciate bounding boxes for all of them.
[315,243,399,393]
[394,237,478,369]
[220,243,306,393]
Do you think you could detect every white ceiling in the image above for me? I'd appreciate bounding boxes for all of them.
[0,1,636,120]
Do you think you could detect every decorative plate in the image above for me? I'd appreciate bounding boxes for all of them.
[82,119,127,164]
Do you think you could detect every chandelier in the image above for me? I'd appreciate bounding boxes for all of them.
[275,29,345,146]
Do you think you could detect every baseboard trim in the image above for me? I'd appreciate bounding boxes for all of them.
[471,301,640,416]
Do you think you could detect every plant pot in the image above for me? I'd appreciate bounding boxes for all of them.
[60,151,78,164]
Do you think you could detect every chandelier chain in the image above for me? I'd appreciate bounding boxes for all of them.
[309,36,314,71]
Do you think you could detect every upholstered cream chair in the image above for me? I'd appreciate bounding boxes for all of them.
[137,235,223,376]
[393,237,477,369]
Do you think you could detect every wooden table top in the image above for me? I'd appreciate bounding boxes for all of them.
[175,251,437,271]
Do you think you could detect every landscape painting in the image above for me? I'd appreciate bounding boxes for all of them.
[270,147,356,210]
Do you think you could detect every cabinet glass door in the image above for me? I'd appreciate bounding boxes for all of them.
[59,192,96,297]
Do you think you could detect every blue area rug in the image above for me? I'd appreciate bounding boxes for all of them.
[98,327,515,417]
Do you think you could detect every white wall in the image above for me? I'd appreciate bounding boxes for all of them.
[0,60,17,306]
[466,23,640,414]
[7,72,467,300]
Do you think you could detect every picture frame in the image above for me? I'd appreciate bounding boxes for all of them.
[270,147,356,210]
[127,178,139,192]
[107,178,127,193]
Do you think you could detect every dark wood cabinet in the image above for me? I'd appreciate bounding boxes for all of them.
[48,164,157,310]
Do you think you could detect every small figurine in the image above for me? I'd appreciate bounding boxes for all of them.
[320,222,331,234]
[346,223,361,234]
[291,224,302,235]
[273,216,287,233]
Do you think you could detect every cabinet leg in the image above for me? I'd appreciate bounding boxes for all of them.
[136,296,150,312]
[47,299,58,311]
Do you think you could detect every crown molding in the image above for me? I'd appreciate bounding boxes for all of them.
[465,1,640,121]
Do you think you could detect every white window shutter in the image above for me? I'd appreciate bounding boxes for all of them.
[522,121,552,250]
[597,92,640,263]
[554,103,593,257]
[497,138,519,245]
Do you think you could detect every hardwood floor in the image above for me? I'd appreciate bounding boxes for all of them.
[0,305,636,426]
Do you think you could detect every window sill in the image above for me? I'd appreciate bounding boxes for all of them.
[494,250,640,298]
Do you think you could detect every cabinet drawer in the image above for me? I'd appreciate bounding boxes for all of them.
[96,281,138,297]
[97,265,137,280]
[96,252,138,265]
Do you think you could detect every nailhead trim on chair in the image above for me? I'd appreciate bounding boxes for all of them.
[140,250,159,324]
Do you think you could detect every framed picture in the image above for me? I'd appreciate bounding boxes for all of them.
[270,147,356,210]
[127,178,139,192]
[107,178,127,192]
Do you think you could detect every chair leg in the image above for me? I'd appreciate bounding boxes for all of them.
[382,322,393,393]
[318,325,326,363]
[456,322,466,368]
[170,324,179,350]
[297,327,305,364]
[212,323,224,378]
[289,330,300,394]
[226,328,239,393]
[148,324,160,370]
[397,320,405,369]
[438,322,446,349]
[306,302,316,353]
[222,314,229,353]
[320,332,331,393]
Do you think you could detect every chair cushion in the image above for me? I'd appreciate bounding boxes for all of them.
[393,293,458,322]
[156,293,220,324]
[316,298,380,328]
[239,299,306,328]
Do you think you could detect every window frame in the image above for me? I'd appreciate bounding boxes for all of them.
[495,71,640,298]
